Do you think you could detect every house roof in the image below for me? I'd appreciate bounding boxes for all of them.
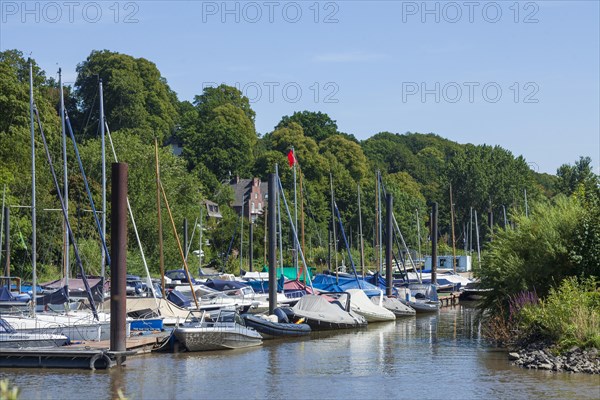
[230,178,254,207]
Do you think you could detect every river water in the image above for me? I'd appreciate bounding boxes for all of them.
[3,305,599,399]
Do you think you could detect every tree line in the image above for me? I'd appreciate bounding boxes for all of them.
[0,49,596,279]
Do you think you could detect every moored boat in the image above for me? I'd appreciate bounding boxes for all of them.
[371,293,416,317]
[346,289,396,322]
[241,308,311,339]
[283,292,368,330]
[0,318,68,348]
[174,309,262,351]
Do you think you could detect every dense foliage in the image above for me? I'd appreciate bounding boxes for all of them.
[518,277,600,351]
[0,49,596,285]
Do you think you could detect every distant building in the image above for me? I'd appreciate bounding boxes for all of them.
[203,200,222,219]
[230,176,267,221]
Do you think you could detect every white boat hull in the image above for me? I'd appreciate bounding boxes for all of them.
[174,324,262,351]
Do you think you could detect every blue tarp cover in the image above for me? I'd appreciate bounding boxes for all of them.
[0,286,15,301]
[168,290,191,308]
[312,274,384,297]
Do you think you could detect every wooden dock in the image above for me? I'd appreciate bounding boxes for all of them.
[438,292,461,307]
[0,348,133,370]
[0,331,169,370]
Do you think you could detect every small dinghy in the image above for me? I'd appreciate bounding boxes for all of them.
[284,293,367,331]
[242,308,311,339]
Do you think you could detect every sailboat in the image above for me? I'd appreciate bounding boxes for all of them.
[241,173,311,339]
[0,317,68,348]
[5,63,112,341]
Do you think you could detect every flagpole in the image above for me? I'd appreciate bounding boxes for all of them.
[292,147,298,280]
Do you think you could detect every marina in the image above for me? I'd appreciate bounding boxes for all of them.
[2,306,599,399]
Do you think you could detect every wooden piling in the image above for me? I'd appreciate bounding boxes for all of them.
[110,162,128,353]
[268,173,277,314]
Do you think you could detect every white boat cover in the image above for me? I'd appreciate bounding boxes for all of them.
[373,296,416,316]
[292,295,359,325]
[346,289,396,322]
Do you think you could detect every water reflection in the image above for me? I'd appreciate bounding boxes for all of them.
[3,306,599,400]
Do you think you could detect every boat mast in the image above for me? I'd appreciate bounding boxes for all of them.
[329,173,338,282]
[199,199,203,273]
[59,68,69,295]
[292,147,298,279]
[275,164,284,277]
[469,206,473,254]
[155,139,166,297]
[99,80,106,295]
[378,172,384,275]
[299,166,305,282]
[416,208,422,281]
[29,61,37,317]
[240,193,244,275]
[0,185,4,272]
[357,184,365,277]
[474,210,481,266]
[449,184,457,273]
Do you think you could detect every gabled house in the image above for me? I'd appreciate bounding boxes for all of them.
[230,177,267,222]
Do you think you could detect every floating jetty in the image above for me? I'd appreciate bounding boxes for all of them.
[438,292,461,307]
[0,348,130,370]
[0,331,168,370]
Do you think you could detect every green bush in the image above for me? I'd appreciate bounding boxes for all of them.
[518,277,600,351]
[477,195,595,317]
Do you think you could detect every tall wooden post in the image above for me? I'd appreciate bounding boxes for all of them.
[110,163,128,352]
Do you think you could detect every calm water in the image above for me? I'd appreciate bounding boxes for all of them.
[2,306,599,399]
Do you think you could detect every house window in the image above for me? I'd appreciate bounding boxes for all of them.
[255,193,258,199]
[252,202,255,212]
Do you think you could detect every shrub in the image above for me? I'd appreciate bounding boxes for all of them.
[517,277,600,351]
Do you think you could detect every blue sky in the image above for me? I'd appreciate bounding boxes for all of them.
[1,0,599,174]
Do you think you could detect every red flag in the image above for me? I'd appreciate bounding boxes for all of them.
[287,149,296,168]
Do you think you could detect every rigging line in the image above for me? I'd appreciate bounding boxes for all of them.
[333,200,362,289]
[378,175,420,282]
[275,173,313,290]
[158,180,200,309]
[185,217,199,263]
[299,180,323,248]
[223,213,240,272]
[81,81,98,137]
[64,111,111,268]
[105,122,158,303]
[34,106,99,320]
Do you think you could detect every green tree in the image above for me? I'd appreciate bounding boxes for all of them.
[74,50,179,143]
[194,84,255,125]
[556,156,599,196]
[276,111,339,142]
[320,135,369,182]
[185,104,256,181]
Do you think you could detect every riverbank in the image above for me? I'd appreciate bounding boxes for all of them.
[509,343,600,374]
